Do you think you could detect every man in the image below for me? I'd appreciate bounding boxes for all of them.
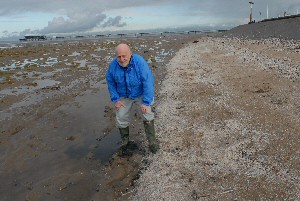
[106,43,159,154]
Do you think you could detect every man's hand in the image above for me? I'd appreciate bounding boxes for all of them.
[115,101,126,110]
[140,104,148,113]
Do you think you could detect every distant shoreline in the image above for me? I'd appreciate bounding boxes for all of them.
[0,31,210,47]
[0,29,222,44]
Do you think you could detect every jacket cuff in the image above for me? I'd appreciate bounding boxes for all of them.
[112,97,120,102]
[142,100,151,106]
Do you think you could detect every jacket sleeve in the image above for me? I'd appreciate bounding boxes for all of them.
[106,62,120,103]
[138,57,154,106]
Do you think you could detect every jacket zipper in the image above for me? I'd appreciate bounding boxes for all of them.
[124,68,128,97]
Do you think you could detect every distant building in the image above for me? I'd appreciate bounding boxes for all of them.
[217,30,228,33]
[19,34,47,41]
[188,31,202,34]
[117,33,126,37]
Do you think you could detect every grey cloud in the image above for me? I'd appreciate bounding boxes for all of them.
[1,0,299,16]
[39,14,126,34]
[40,13,107,34]
[102,16,126,28]
[19,29,36,35]
[0,0,299,35]
[0,0,162,16]
[0,1,104,16]
[0,0,128,34]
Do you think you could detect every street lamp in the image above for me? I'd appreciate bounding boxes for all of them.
[249,2,254,23]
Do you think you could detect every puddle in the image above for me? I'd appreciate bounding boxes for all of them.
[69,51,81,56]
[65,128,120,162]
[1,86,37,96]
[91,54,101,58]
[0,77,5,83]
[0,57,59,71]
[0,43,22,49]
[75,59,88,68]
[40,57,58,67]
[93,128,120,161]
[9,93,50,109]
[5,78,85,111]
[55,86,119,162]
[95,47,106,51]
[33,79,61,88]
[29,71,54,78]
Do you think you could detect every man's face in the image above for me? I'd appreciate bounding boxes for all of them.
[117,50,131,68]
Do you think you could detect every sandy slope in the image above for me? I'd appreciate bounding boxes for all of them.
[132,37,300,200]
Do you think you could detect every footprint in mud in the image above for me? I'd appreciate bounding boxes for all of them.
[86,152,95,160]
[105,162,129,185]
[104,105,115,118]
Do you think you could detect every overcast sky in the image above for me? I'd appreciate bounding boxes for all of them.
[0,0,299,38]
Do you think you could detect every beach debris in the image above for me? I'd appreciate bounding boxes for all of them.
[66,136,75,141]
[42,86,61,90]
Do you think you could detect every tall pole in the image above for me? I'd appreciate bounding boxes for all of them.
[267,4,269,19]
[249,2,254,23]
[259,11,262,21]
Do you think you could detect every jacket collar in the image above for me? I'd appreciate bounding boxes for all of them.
[129,54,134,65]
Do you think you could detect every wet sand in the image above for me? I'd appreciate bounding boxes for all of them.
[0,34,201,200]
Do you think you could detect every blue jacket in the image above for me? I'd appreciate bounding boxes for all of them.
[106,54,154,106]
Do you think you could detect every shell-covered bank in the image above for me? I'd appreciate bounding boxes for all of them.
[132,37,300,200]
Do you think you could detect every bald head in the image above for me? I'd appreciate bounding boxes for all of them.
[115,43,132,67]
[116,43,131,54]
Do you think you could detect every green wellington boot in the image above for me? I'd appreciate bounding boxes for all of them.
[144,120,159,154]
[119,127,129,150]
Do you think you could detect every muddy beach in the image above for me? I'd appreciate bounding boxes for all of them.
[1,19,300,200]
[0,34,201,200]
